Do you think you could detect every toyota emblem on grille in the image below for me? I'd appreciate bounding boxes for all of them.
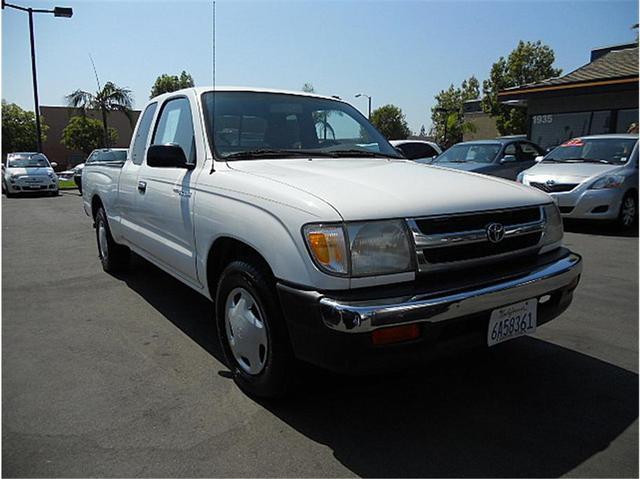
[486,222,505,244]
[546,179,556,186]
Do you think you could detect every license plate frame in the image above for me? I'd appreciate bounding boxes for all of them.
[487,299,537,347]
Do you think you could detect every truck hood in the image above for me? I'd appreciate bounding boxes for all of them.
[227,158,551,220]
[522,161,620,183]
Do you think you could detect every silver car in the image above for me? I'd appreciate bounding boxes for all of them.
[518,134,638,228]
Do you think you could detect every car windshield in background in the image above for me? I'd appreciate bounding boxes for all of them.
[8,155,49,168]
[543,138,637,164]
[434,143,501,164]
[201,91,401,159]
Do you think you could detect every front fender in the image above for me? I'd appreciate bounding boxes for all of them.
[194,189,349,298]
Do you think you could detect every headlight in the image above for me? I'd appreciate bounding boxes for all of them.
[589,174,625,189]
[516,172,525,183]
[48,172,56,179]
[347,220,413,276]
[303,224,348,275]
[9,174,17,183]
[542,203,563,247]
[303,220,414,277]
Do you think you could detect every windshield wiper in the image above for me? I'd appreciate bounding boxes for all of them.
[325,149,403,159]
[543,157,613,164]
[223,149,326,160]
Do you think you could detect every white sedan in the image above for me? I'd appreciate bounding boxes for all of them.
[2,152,59,197]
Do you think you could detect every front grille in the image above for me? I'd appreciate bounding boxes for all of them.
[529,182,578,193]
[409,206,545,271]
[422,232,542,263]
[415,206,541,235]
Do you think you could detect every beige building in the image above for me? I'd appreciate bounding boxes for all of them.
[41,106,140,169]
[462,99,499,141]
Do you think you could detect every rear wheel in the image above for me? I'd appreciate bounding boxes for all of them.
[95,207,130,272]
[618,191,637,230]
[215,260,293,398]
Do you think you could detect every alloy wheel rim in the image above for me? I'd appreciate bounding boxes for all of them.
[622,197,636,226]
[224,287,268,375]
[98,221,109,260]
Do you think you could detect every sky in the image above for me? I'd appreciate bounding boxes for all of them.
[2,0,638,134]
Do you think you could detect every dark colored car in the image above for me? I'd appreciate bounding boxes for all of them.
[432,139,545,180]
[74,148,128,194]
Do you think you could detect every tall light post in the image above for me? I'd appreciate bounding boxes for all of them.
[355,93,372,120]
[2,1,73,153]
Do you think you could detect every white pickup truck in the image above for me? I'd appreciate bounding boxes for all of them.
[83,87,582,397]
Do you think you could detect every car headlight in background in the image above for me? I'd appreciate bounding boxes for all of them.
[542,203,563,247]
[303,220,414,277]
[9,174,17,183]
[589,174,625,189]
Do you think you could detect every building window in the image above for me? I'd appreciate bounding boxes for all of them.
[616,109,639,133]
[530,112,591,149]
[590,110,612,135]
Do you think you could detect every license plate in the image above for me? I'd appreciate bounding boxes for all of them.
[487,299,537,347]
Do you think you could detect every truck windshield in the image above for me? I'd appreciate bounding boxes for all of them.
[543,138,637,165]
[201,91,401,159]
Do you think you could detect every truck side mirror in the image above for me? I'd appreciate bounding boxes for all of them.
[500,155,517,164]
[534,155,544,163]
[147,144,194,170]
[50,162,58,168]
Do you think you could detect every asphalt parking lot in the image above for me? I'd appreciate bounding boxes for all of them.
[2,192,638,478]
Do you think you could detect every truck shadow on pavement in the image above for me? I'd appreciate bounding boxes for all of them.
[117,254,638,478]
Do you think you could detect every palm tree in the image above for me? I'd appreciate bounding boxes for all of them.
[66,82,133,147]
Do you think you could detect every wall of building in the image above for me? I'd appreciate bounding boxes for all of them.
[41,107,140,170]
[463,111,500,141]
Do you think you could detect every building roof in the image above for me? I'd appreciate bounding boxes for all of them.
[499,45,638,97]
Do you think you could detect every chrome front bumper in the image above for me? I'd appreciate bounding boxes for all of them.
[320,252,582,333]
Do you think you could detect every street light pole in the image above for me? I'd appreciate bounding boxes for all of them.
[355,93,372,120]
[2,1,73,153]
[27,8,43,153]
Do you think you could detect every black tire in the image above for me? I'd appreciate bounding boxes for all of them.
[215,260,293,398]
[618,191,638,231]
[95,207,130,273]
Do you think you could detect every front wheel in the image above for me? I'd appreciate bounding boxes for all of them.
[95,207,130,272]
[618,191,638,230]
[215,260,293,398]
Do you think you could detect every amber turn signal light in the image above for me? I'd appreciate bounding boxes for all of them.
[371,324,420,345]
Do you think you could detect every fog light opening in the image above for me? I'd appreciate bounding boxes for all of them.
[371,324,420,346]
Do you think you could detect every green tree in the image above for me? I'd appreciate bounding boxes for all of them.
[2,100,49,157]
[150,71,195,98]
[482,40,562,135]
[430,76,479,147]
[66,81,133,147]
[370,104,411,140]
[61,116,117,155]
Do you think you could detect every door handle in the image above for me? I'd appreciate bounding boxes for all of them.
[138,180,147,193]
